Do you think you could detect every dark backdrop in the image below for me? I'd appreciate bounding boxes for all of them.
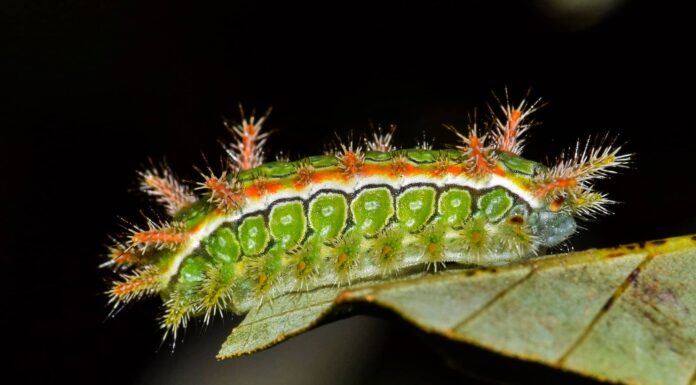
[3,1,695,384]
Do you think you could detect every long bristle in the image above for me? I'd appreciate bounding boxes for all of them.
[129,219,188,251]
[224,106,272,172]
[365,124,397,152]
[139,164,196,216]
[535,135,631,217]
[490,89,542,155]
[160,293,196,341]
[416,132,434,150]
[108,244,140,266]
[548,136,631,187]
[449,123,496,176]
[109,266,162,304]
[566,190,615,219]
[199,264,236,324]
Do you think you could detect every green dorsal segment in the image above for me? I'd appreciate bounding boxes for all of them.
[307,155,340,169]
[205,227,241,263]
[269,201,307,250]
[396,187,437,232]
[364,151,393,162]
[255,161,297,178]
[308,193,348,241]
[405,149,437,163]
[238,215,270,255]
[400,149,464,164]
[441,149,463,160]
[238,161,296,182]
[438,189,472,227]
[497,152,539,175]
[351,187,395,236]
[478,189,514,222]
[236,170,257,184]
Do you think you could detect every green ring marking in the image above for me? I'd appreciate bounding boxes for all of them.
[238,215,271,256]
[497,152,538,175]
[205,227,241,263]
[396,186,437,232]
[307,155,340,169]
[478,188,514,222]
[257,161,297,178]
[269,201,307,251]
[175,255,208,293]
[438,188,472,227]
[364,151,393,162]
[350,187,395,236]
[308,193,348,241]
[404,149,437,163]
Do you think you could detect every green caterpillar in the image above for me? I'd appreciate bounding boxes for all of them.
[106,97,629,338]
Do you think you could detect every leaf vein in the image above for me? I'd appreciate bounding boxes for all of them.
[451,268,536,330]
[236,299,335,329]
[556,254,654,365]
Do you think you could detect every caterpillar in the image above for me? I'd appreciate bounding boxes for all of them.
[105,94,630,340]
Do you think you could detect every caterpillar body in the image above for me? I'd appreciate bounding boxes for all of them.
[106,95,630,339]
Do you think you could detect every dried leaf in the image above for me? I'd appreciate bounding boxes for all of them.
[218,235,696,385]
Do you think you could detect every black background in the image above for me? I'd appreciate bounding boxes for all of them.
[3,1,696,384]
